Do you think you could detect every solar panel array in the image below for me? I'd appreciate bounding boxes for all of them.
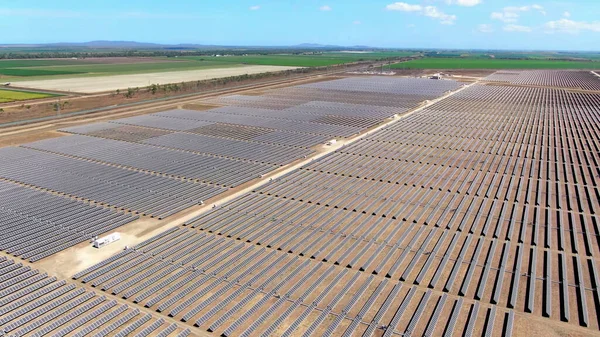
[262,76,463,109]
[155,108,363,138]
[61,118,318,165]
[72,227,513,337]
[80,124,173,143]
[0,256,190,337]
[12,73,598,335]
[56,77,462,187]
[25,135,272,187]
[485,70,600,91]
[0,180,137,262]
[58,122,120,135]
[75,76,600,336]
[266,86,439,108]
[111,114,215,131]
[0,147,225,219]
[144,132,313,165]
[65,114,331,150]
[0,75,460,267]
[297,76,463,95]
[208,77,463,121]
[285,101,398,119]
[70,77,564,337]
[205,94,305,110]
[251,83,600,331]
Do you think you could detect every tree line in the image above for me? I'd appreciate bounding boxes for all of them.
[0,48,392,60]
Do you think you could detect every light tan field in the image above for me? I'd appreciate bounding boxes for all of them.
[14,65,300,93]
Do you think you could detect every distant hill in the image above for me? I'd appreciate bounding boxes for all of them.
[293,43,338,48]
[0,41,377,50]
[293,43,375,49]
[46,41,166,48]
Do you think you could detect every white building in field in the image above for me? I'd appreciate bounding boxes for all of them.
[93,233,121,248]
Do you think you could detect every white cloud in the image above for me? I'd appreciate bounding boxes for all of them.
[563,11,571,18]
[423,6,456,25]
[490,11,518,23]
[249,5,260,10]
[445,0,481,7]
[503,5,544,13]
[386,3,456,25]
[319,5,332,11]
[503,24,532,32]
[386,2,422,12]
[477,24,494,33]
[491,4,545,23]
[544,19,600,34]
[353,20,362,25]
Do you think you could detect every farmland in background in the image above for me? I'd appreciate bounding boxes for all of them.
[0,59,240,81]
[0,51,414,82]
[0,88,58,103]
[183,51,416,67]
[392,57,599,69]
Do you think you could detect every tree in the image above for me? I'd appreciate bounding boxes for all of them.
[124,87,135,98]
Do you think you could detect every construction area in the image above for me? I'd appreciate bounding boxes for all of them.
[0,70,599,336]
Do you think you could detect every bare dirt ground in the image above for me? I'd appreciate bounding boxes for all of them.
[14,65,300,93]
[392,69,428,77]
[0,129,63,148]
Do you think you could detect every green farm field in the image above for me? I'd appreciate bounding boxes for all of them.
[183,52,416,67]
[392,57,599,69]
[0,88,58,103]
[0,59,241,82]
[0,52,414,82]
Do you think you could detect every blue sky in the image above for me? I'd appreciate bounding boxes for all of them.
[0,0,599,50]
